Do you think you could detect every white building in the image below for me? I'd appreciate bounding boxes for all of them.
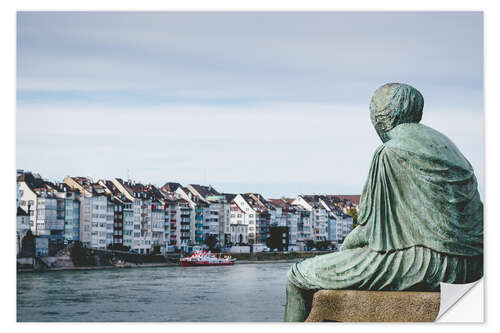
[151,200,166,253]
[111,179,153,254]
[230,193,272,245]
[17,172,45,236]
[176,198,194,251]
[175,186,208,246]
[54,183,81,243]
[268,199,299,247]
[17,173,66,246]
[122,199,134,248]
[294,205,312,249]
[229,201,249,244]
[316,196,354,246]
[292,195,328,242]
[63,177,109,249]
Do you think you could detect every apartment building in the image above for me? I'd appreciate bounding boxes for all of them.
[175,186,208,246]
[18,174,66,245]
[268,199,298,247]
[314,195,354,245]
[229,201,248,245]
[122,199,134,248]
[146,185,166,253]
[111,179,153,254]
[292,195,328,242]
[63,177,109,249]
[187,185,220,240]
[222,193,236,245]
[294,205,312,248]
[16,207,30,255]
[17,172,48,236]
[54,183,81,243]
[231,193,271,245]
[99,180,131,248]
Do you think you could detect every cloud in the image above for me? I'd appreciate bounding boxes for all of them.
[16,12,484,197]
[17,12,483,106]
[16,102,483,197]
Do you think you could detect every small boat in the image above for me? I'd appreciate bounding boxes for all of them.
[180,250,235,267]
[114,260,132,268]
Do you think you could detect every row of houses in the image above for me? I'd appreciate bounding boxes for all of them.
[16,170,358,255]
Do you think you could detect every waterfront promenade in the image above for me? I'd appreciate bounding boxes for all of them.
[17,250,328,273]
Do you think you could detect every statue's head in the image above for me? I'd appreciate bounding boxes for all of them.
[370,83,424,142]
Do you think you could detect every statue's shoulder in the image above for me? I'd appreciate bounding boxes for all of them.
[383,123,472,171]
[385,123,453,150]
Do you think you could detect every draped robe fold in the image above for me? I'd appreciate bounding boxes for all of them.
[284,123,483,322]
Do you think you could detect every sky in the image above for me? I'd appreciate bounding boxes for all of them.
[16,11,484,198]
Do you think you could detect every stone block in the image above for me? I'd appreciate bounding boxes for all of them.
[305,290,440,322]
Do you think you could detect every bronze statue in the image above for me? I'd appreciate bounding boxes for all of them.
[284,83,483,322]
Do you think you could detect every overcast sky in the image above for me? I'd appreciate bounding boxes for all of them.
[16,11,484,198]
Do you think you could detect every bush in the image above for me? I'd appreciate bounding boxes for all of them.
[69,243,94,267]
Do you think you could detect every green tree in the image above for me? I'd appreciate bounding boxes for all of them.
[204,234,218,251]
[346,208,359,229]
[314,240,331,250]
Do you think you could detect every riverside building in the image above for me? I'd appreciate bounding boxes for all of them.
[111,179,153,254]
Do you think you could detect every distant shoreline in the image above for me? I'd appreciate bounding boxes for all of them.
[17,258,301,273]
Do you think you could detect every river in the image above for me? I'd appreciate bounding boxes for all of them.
[17,262,292,322]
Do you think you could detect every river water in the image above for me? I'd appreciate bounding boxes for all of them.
[17,262,292,322]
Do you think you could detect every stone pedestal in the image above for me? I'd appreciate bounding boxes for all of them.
[305,290,440,322]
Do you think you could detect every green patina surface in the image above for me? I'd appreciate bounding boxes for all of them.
[284,83,483,322]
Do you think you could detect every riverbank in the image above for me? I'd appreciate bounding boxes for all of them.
[236,259,301,264]
[17,262,177,273]
[17,257,303,273]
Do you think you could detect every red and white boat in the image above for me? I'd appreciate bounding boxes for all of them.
[180,250,236,267]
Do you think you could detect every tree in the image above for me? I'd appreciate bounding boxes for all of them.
[305,240,315,251]
[20,230,35,257]
[204,234,218,252]
[107,243,130,252]
[69,242,94,267]
[346,208,359,229]
[314,240,331,250]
